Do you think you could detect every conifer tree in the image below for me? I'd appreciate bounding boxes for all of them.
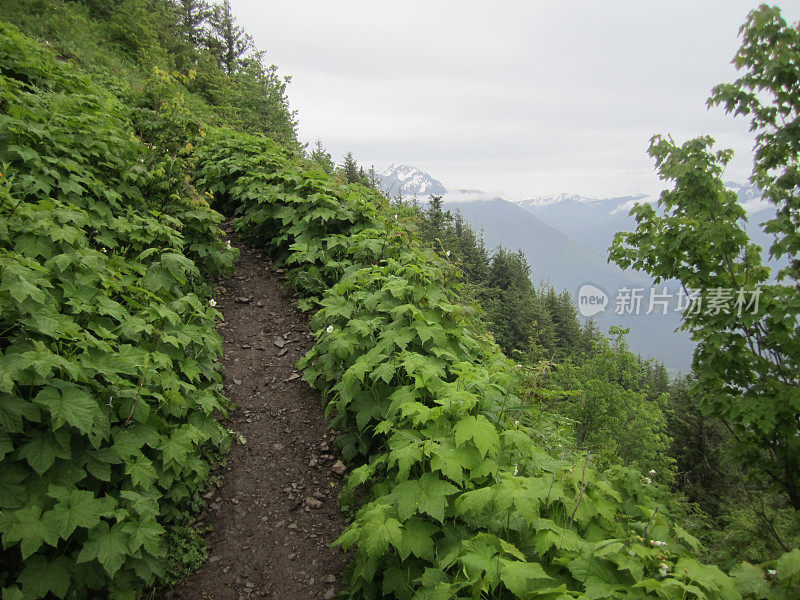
[309,139,335,174]
[453,211,489,283]
[178,0,210,44]
[229,51,299,146]
[576,319,602,356]
[367,166,378,189]
[209,0,253,74]
[341,151,360,184]
[481,247,539,356]
[426,194,445,236]
[544,288,581,356]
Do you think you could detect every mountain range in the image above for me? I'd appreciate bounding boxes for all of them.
[376,166,775,372]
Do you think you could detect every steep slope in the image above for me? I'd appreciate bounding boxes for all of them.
[449,198,643,293]
[0,22,238,597]
[515,185,783,271]
[447,198,693,370]
[514,194,649,257]
[188,128,759,600]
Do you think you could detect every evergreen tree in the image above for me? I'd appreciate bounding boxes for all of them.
[543,288,581,356]
[453,211,489,284]
[645,362,670,401]
[481,248,540,356]
[545,328,674,476]
[309,139,335,174]
[367,166,379,189]
[95,0,186,63]
[209,0,253,74]
[341,151,360,184]
[177,0,210,44]
[228,51,298,146]
[576,319,602,357]
[666,376,731,511]
[426,194,445,238]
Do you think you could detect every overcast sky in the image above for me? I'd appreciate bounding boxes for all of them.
[230,1,798,200]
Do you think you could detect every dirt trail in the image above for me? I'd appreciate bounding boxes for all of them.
[167,231,348,600]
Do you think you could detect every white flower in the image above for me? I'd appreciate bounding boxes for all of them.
[513,420,520,426]
[226,240,232,250]
[643,477,652,484]
[209,299,217,307]
[649,469,657,475]
[650,540,667,547]
[101,248,107,253]
[326,325,333,333]
[445,250,451,257]
[515,364,523,368]
[767,569,777,577]
[658,563,669,578]
[513,464,519,476]
[394,214,398,220]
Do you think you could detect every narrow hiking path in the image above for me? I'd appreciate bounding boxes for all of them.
[167,230,349,600]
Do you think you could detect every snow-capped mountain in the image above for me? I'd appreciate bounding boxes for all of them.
[725,181,768,213]
[371,166,773,371]
[378,164,446,198]
[512,185,766,257]
[517,192,647,208]
[511,194,650,256]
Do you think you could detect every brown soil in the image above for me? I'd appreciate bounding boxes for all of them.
[166,231,349,600]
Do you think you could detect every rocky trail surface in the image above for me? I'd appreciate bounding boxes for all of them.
[166,231,349,600]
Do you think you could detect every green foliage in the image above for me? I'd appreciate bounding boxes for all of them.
[708,5,800,286]
[412,198,558,358]
[3,3,796,598]
[177,0,211,45]
[665,376,731,514]
[609,95,799,511]
[225,52,299,147]
[0,23,234,598]
[0,0,299,148]
[105,0,183,66]
[541,288,581,358]
[479,248,542,357]
[309,139,336,175]
[538,330,675,478]
[338,151,376,188]
[207,0,253,75]
[193,127,758,600]
[160,524,209,586]
[341,151,362,184]
[609,5,800,589]
[411,196,597,361]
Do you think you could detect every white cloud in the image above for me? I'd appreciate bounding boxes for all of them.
[443,190,501,204]
[231,0,798,197]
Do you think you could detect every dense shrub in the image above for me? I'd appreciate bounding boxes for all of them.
[0,24,234,599]
[195,128,799,599]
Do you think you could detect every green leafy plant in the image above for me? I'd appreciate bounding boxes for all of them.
[193,127,748,600]
[608,5,800,595]
[0,23,234,599]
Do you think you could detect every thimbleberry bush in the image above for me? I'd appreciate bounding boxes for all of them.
[0,24,235,599]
